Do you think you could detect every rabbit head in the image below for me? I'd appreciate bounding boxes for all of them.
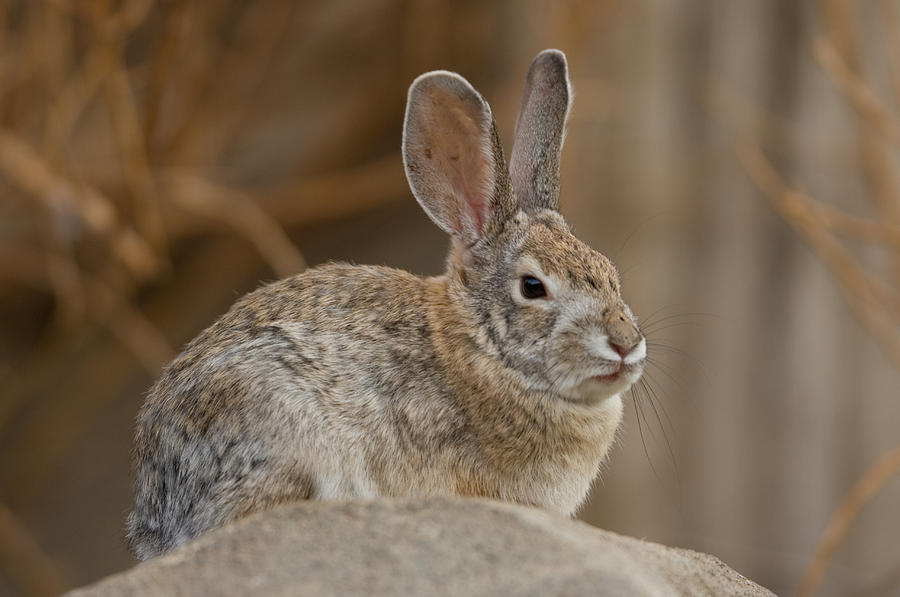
[403,49,645,404]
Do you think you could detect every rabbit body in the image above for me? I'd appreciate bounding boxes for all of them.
[127,50,645,560]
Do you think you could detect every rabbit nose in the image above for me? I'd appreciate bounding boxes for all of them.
[606,335,646,364]
[608,339,637,357]
[603,308,643,361]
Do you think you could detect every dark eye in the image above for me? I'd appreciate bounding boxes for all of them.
[520,276,547,299]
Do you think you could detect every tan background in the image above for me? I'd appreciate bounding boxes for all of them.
[1,1,899,596]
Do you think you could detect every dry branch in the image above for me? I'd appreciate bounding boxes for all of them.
[88,276,175,375]
[0,252,174,436]
[5,237,267,506]
[816,2,900,285]
[163,171,306,277]
[738,140,900,369]
[795,445,900,597]
[881,0,900,107]
[256,153,409,227]
[0,129,159,279]
[813,37,900,148]
[812,201,900,249]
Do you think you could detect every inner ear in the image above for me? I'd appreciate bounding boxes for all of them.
[402,71,512,246]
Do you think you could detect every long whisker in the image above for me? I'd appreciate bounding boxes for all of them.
[645,359,691,395]
[639,309,715,331]
[643,375,686,513]
[646,341,707,368]
[639,376,679,478]
[639,373,677,442]
[630,382,663,482]
[641,319,706,336]
[610,211,668,262]
[639,307,691,330]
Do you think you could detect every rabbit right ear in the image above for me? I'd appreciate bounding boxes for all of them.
[509,50,573,213]
[403,72,513,247]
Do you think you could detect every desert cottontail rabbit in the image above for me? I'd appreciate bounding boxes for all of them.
[127,49,646,560]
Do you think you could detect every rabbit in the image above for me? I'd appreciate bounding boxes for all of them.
[126,49,646,561]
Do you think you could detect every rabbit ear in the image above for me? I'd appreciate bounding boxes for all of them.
[403,71,513,246]
[509,49,573,213]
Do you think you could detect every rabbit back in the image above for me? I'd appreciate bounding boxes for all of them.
[127,263,471,559]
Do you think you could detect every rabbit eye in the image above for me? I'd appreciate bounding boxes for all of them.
[520,276,547,299]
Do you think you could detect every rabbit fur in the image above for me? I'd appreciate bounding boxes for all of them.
[126,49,646,560]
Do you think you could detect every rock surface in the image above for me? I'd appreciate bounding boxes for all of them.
[68,498,773,596]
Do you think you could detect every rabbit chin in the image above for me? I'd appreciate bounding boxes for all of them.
[567,367,643,404]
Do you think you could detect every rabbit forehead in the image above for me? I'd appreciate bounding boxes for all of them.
[516,212,619,290]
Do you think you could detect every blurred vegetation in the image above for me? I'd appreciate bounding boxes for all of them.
[0,1,898,596]
[733,3,900,595]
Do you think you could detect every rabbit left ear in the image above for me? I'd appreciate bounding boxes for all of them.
[403,71,514,247]
[509,49,573,213]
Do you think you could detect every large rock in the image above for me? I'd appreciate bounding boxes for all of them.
[68,498,773,596]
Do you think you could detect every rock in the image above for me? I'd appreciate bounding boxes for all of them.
[67,498,773,596]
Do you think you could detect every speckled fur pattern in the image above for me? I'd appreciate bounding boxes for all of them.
[126,49,646,560]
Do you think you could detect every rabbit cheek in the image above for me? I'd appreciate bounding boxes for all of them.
[500,307,559,383]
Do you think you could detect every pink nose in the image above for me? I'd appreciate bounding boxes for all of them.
[609,339,639,357]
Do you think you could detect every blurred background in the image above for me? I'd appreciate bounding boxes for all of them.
[1,1,899,595]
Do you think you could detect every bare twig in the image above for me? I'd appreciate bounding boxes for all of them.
[38,209,88,331]
[161,3,238,164]
[706,80,859,169]
[815,5,900,284]
[0,128,115,233]
[813,201,900,249]
[105,66,170,255]
[142,0,191,157]
[162,171,306,277]
[738,140,900,369]
[102,0,154,38]
[881,0,900,107]
[150,153,408,245]
[0,251,174,434]
[0,128,159,279]
[255,153,408,227]
[813,39,900,146]
[4,237,263,506]
[41,44,113,165]
[711,71,900,255]
[95,0,168,256]
[195,1,299,169]
[88,276,175,375]
[796,445,900,597]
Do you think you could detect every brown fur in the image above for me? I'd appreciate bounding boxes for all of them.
[126,49,645,560]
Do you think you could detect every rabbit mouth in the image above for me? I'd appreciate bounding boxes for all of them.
[594,372,622,383]
[593,359,623,383]
[591,361,641,384]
